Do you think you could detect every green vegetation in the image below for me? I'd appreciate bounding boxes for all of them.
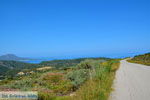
[68,59,120,100]
[0,57,109,79]
[0,58,120,100]
[0,60,41,78]
[40,57,109,68]
[127,53,150,66]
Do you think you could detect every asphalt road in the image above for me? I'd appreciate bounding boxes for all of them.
[110,60,150,100]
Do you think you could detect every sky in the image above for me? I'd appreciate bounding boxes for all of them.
[0,0,150,58]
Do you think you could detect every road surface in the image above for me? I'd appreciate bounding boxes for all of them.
[110,60,150,100]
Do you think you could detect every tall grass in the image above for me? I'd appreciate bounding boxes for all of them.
[68,60,120,100]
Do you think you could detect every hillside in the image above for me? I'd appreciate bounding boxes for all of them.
[0,60,40,79]
[40,57,109,68]
[128,53,150,66]
[0,57,109,79]
[0,54,30,61]
[0,58,120,100]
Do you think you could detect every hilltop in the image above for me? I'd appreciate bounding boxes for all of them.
[0,54,30,61]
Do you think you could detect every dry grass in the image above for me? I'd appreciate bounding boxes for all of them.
[67,60,120,100]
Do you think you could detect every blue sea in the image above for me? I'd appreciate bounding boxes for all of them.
[20,59,53,64]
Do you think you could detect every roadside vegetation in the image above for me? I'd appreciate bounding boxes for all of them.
[0,57,109,79]
[68,59,120,100]
[127,53,150,66]
[0,58,120,100]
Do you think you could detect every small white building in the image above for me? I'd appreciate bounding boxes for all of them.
[17,72,25,75]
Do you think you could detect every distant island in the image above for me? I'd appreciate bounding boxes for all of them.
[0,54,31,61]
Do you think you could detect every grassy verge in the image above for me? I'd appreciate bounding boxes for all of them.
[68,60,120,100]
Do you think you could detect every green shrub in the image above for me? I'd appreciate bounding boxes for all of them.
[66,69,89,88]
[77,60,93,69]
[69,60,120,100]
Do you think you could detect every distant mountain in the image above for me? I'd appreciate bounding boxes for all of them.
[0,54,29,61]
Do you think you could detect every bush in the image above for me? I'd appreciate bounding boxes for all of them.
[77,60,93,69]
[69,60,120,100]
[66,59,104,89]
[66,69,89,88]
